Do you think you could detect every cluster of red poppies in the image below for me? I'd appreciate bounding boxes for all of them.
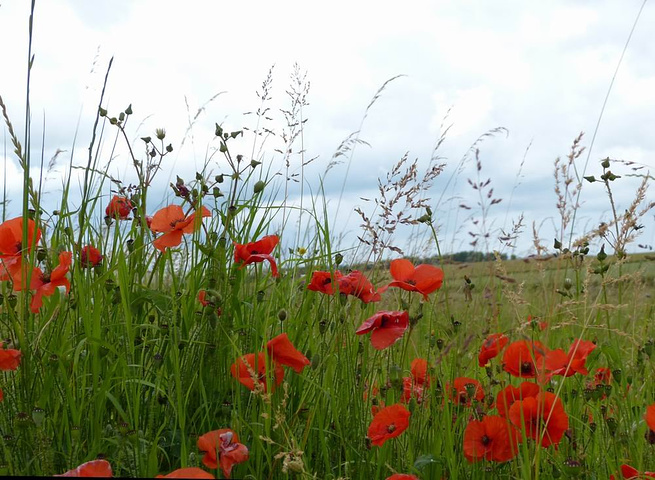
[0,217,75,313]
[54,426,250,478]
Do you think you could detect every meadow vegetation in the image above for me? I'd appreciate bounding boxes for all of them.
[0,6,654,479]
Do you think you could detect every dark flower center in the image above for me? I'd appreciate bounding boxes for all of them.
[405,279,416,286]
[387,424,396,434]
[520,361,534,375]
[481,434,490,446]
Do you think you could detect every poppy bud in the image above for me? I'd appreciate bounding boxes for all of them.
[16,412,32,430]
[311,353,321,370]
[125,104,133,115]
[251,159,261,168]
[256,290,265,302]
[32,407,46,427]
[334,253,343,266]
[601,157,610,168]
[318,320,328,334]
[254,180,265,194]
[7,294,17,308]
[99,107,107,117]
[119,112,125,122]
[109,117,118,125]
[596,244,607,262]
[278,309,287,321]
[36,248,47,262]
[611,369,621,383]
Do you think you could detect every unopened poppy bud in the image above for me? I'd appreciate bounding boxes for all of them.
[318,320,328,334]
[436,338,444,349]
[126,239,134,252]
[16,412,32,429]
[278,309,287,321]
[311,353,321,370]
[564,278,572,290]
[166,144,173,153]
[554,238,562,250]
[141,136,151,143]
[109,117,118,125]
[7,294,17,308]
[215,174,224,183]
[32,407,45,427]
[251,159,262,168]
[36,248,47,262]
[99,107,107,117]
[156,128,166,140]
[124,104,133,115]
[597,244,607,262]
[219,142,227,153]
[214,123,223,137]
[335,253,343,266]
[256,290,265,302]
[254,180,265,194]
[612,369,622,382]
[119,112,125,122]
[605,417,617,435]
[601,157,610,168]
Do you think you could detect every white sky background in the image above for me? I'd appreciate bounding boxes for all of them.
[1,0,655,260]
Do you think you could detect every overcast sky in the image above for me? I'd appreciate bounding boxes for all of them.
[1,0,654,259]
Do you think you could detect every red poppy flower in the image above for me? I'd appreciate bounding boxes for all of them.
[80,245,103,268]
[0,343,21,371]
[593,367,612,386]
[307,270,342,295]
[105,195,133,220]
[401,358,430,404]
[230,352,284,392]
[446,377,485,407]
[336,270,381,303]
[495,382,540,418]
[150,205,211,252]
[646,403,655,432]
[508,392,569,448]
[502,340,548,379]
[610,464,655,479]
[386,475,419,480]
[198,290,222,316]
[526,315,548,331]
[24,251,72,313]
[156,467,214,478]
[545,339,596,378]
[463,415,519,462]
[0,216,42,281]
[266,333,310,373]
[55,459,113,477]
[234,235,279,277]
[198,429,249,479]
[356,311,409,350]
[367,403,411,446]
[378,258,444,300]
[478,333,509,367]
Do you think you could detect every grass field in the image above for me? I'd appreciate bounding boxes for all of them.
[1,5,655,479]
